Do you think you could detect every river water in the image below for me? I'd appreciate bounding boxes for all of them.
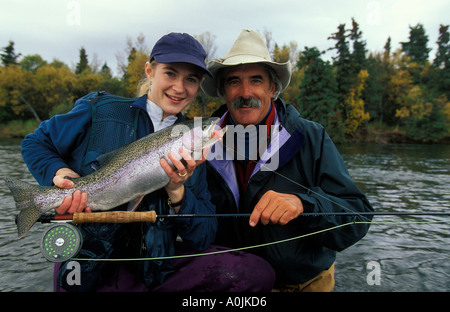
[0,139,449,292]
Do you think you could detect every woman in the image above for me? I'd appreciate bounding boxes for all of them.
[21,33,275,292]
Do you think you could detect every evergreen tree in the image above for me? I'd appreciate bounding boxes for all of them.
[432,25,450,97]
[297,47,343,140]
[364,55,384,122]
[349,18,367,75]
[364,39,394,124]
[1,41,21,66]
[75,47,89,74]
[401,23,431,65]
[100,62,112,78]
[383,37,391,61]
[328,24,352,103]
[433,25,450,68]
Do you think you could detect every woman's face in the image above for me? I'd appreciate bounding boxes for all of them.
[145,61,203,118]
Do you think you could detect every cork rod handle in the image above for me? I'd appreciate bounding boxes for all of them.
[72,211,157,224]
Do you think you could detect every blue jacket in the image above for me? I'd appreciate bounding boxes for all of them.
[206,99,374,284]
[21,92,217,290]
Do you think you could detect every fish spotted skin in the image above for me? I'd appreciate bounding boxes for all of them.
[4,117,225,238]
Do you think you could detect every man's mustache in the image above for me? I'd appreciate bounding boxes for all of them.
[232,97,261,110]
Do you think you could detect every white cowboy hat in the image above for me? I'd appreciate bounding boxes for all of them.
[201,29,292,98]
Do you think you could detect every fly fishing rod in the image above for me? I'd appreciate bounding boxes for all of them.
[36,210,450,263]
[38,210,450,224]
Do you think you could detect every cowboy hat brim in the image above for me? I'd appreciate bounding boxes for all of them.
[201,57,292,98]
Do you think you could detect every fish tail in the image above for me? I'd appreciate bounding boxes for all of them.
[3,177,44,238]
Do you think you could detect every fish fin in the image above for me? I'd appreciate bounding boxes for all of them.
[127,195,145,211]
[3,177,44,238]
[96,149,119,167]
[16,205,42,238]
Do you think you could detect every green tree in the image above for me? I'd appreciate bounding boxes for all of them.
[383,37,392,60]
[401,23,431,66]
[297,47,343,141]
[349,18,367,76]
[100,62,112,78]
[75,47,89,74]
[364,38,393,123]
[328,24,352,101]
[433,25,450,68]
[20,54,47,72]
[1,41,21,66]
[432,25,450,97]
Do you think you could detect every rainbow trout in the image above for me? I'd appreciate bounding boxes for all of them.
[4,117,226,238]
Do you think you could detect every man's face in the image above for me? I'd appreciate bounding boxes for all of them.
[221,63,275,126]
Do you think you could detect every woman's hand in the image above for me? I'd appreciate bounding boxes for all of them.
[160,147,210,212]
[53,168,92,215]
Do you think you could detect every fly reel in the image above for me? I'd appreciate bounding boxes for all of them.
[40,223,82,262]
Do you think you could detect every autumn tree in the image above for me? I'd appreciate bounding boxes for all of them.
[31,64,77,119]
[328,19,371,136]
[401,88,449,142]
[343,69,370,135]
[385,49,415,125]
[0,64,29,121]
[116,34,149,97]
[272,41,300,106]
[189,32,220,117]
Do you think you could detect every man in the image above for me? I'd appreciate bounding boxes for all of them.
[201,29,374,291]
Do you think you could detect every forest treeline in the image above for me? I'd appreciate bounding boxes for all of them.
[1,19,449,143]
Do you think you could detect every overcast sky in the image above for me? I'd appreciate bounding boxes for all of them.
[1,0,449,75]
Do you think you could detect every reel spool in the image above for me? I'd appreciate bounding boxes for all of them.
[40,223,82,262]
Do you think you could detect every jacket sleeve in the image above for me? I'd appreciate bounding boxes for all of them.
[294,124,374,251]
[171,163,217,251]
[21,103,92,186]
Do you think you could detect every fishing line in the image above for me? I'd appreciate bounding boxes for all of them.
[221,133,374,222]
[70,218,450,262]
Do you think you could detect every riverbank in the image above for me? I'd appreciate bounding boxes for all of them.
[1,119,449,144]
[343,122,450,144]
[0,120,39,139]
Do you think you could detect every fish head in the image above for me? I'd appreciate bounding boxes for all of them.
[171,117,227,160]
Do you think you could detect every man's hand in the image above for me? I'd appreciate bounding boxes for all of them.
[249,190,303,227]
[53,168,91,215]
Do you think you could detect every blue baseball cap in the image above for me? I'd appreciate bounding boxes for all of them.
[150,32,213,78]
